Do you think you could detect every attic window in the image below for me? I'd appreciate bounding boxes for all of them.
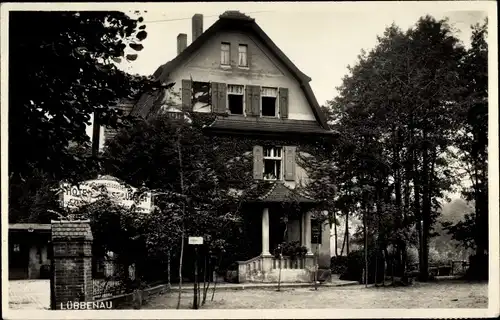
[261,87,278,117]
[221,42,230,66]
[228,85,244,115]
[238,44,248,67]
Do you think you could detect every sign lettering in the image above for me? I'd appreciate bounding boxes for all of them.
[60,176,152,213]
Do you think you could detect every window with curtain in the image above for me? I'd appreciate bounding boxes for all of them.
[238,44,248,67]
[263,146,283,180]
[221,42,230,65]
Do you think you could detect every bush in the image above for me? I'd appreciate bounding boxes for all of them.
[224,270,238,283]
[330,256,348,275]
[465,254,488,280]
[273,241,307,259]
[339,248,385,284]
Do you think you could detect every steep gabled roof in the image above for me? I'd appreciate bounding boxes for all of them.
[150,11,330,130]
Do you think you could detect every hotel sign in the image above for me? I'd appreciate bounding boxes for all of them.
[60,175,152,213]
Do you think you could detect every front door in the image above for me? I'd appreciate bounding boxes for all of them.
[9,239,28,279]
[269,208,286,255]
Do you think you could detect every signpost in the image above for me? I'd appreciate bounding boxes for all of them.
[312,223,321,290]
[188,237,203,310]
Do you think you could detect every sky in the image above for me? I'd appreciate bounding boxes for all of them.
[116,2,488,105]
[84,2,490,146]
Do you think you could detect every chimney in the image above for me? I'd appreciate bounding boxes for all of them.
[177,33,187,55]
[192,14,203,42]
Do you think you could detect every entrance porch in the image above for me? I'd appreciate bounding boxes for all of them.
[236,183,326,283]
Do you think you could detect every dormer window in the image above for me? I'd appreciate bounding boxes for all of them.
[261,87,278,117]
[221,42,230,66]
[263,146,283,180]
[238,44,248,67]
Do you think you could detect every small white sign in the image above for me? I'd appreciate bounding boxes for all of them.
[188,237,203,245]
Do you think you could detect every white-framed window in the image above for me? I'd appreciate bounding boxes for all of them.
[261,87,278,117]
[227,84,244,115]
[238,44,248,67]
[263,146,283,180]
[221,42,230,66]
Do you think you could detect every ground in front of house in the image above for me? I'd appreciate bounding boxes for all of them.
[143,280,488,309]
[8,279,488,310]
[9,280,50,310]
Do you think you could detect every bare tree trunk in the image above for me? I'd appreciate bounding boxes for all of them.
[176,128,186,309]
[333,211,338,257]
[211,255,222,301]
[346,208,350,256]
[382,246,387,286]
[202,254,209,305]
[363,206,368,287]
[277,220,288,292]
[167,250,171,289]
[340,209,348,256]
[340,230,346,256]
[177,229,185,309]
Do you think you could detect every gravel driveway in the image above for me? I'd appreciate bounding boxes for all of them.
[143,280,488,309]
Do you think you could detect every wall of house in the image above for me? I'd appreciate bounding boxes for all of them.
[311,221,331,268]
[286,219,301,243]
[28,244,49,279]
[163,30,316,121]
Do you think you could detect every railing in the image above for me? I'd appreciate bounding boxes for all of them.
[272,256,305,269]
[238,255,263,275]
[92,259,134,300]
[93,276,129,300]
[407,260,469,276]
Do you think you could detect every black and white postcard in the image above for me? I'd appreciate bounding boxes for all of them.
[1,1,498,319]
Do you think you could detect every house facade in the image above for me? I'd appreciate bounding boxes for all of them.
[125,11,336,283]
[9,224,52,279]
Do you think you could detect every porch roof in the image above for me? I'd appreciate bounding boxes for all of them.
[257,182,317,203]
[9,223,51,233]
[204,116,338,137]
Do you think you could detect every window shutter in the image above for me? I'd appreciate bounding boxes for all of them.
[245,86,253,116]
[284,146,296,181]
[279,87,289,119]
[181,80,192,111]
[211,82,219,113]
[218,83,227,114]
[252,86,261,116]
[253,145,264,180]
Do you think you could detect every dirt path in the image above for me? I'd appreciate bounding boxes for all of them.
[143,280,488,309]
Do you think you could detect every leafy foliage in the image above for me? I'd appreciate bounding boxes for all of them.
[444,19,489,258]
[9,11,160,223]
[302,15,484,281]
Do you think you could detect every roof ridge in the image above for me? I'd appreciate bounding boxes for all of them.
[259,182,278,200]
[219,10,255,21]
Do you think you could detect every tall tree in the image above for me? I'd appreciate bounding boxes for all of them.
[443,19,489,279]
[304,16,466,281]
[9,11,156,223]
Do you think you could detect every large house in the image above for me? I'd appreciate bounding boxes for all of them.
[106,11,336,283]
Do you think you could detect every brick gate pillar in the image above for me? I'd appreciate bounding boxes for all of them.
[51,220,93,310]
